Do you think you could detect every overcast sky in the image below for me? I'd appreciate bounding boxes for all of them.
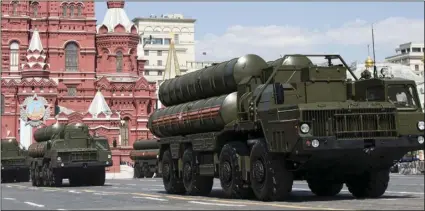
[95,1,424,63]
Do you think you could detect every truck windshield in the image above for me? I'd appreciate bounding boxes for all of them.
[387,84,417,109]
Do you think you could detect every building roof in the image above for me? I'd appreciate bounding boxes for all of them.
[132,17,196,24]
[28,29,43,52]
[87,90,112,118]
[97,2,135,33]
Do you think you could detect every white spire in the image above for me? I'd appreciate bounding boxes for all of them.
[87,90,112,118]
[97,2,135,33]
[28,29,43,52]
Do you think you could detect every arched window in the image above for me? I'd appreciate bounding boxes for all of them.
[120,118,129,146]
[69,5,74,17]
[65,42,78,72]
[1,94,5,115]
[9,41,19,72]
[62,5,67,16]
[32,3,38,17]
[77,5,82,16]
[116,51,123,72]
[12,1,18,16]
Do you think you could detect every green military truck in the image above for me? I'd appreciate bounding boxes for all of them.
[131,139,160,178]
[1,138,30,183]
[148,54,424,201]
[28,122,113,187]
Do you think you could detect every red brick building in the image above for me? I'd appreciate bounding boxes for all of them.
[0,0,157,172]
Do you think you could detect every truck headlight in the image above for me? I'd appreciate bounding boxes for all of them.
[417,121,424,131]
[57,157,61,161]
[107,154,111,159]
[156,155,159,159]
[300,123,310,134]
[418,136,424,144]
[311,139,320,148]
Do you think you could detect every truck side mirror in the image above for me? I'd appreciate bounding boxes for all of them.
[274,83,285,104]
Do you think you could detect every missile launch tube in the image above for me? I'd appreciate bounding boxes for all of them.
[148,92,237,138]
[33,123,66,142]
[130,149,159,160]
[133,139,159,150]
[158,54,268,106]
[28,142,48,158]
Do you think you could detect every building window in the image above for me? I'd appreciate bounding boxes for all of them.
[77,4,82,16]
[65,42,78,72]
[152,38,163,45]
[9,41,19,72]
[116,51,123,72]
[145,60,149,66]
[67,87,77,96]
[32,3,38,17]
[174,34,179,44]
[145,70,150,75]
[62,5,67,16]
[158,70,163,76]
[120,118,129,146]
[157,50,162,56]
[164,38,171,45]
[412,48,421,53]
[157,60,162,66]
[1,94,5,115]
[144,50,149,56]
[11,1,18,16]
[415,65,419,71]
[69,5,74,17]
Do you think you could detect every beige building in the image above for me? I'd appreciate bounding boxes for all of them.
[385,42,424,76]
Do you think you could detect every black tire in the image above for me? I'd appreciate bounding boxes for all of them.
[307,179,343,197]
[161,149,185,194]
[92,168,106,186]
[42,163,49,187]
[182,148,214,196]
[134,166,142,178]
[34,166,42,187]
[219,142,253,199]
[51,168,62,187]
[143,165,153,178]
[31,167,36,186]
[250,141,293,201]
[346,169,390,198]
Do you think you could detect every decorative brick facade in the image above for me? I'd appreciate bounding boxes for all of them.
[1,0,156,172]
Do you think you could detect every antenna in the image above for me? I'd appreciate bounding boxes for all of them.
[371,24,377,78]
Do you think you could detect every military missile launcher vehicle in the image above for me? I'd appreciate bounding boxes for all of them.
[148,54,425,201]
[1,138,30,183]
[28,123,113,187]
[131,139,160,178]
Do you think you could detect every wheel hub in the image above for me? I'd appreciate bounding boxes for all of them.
[253,160,265,183]
[221,161,232,183]
[183,162,192,183]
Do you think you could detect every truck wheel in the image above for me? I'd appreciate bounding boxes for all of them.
[93,168,106,186]
[34,166,42,186]
[42,164,50,187]
[250,141,293,201]
[51,169,63,187]
[162,149,185,194]
[307,179,343,197]
[30,167,36,186]
[346,169,390,198]
[219,142,253,199]
[182,148,214,196]
[134,166,142,178]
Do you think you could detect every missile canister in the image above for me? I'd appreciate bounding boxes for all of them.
[33,123,65,142]
[28,142,49,158]
[158,54,268,106]
[130,149,159,160]
[148,92,237,138]
[133,139,159,150]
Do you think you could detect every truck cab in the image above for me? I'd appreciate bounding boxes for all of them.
[1,138,30,183]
